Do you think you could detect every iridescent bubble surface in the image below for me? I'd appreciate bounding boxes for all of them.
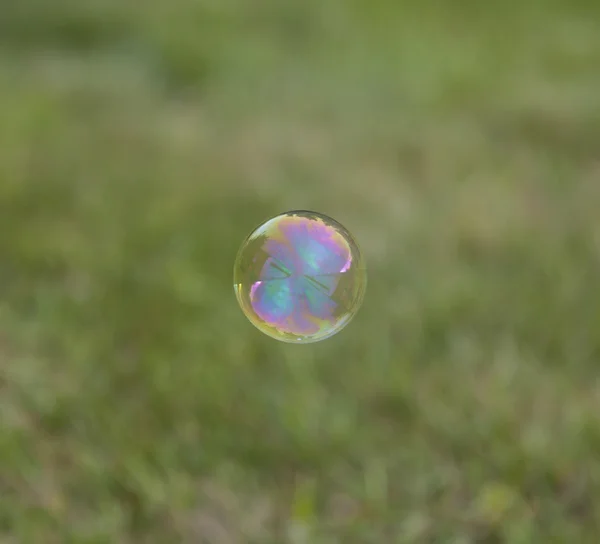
[234,210,366,343]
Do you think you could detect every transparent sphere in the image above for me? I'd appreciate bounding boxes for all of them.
[234,210,367,343]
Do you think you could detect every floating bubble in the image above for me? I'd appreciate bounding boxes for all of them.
[234,210,367,343]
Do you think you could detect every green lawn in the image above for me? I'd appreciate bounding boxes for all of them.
[1,0,600,542]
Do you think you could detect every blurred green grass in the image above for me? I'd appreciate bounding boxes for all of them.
[1,0,600,542]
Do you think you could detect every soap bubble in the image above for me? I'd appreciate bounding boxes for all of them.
[234,210,366,343]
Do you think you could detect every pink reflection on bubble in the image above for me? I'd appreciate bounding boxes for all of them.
[340,253,352,273]
[250,281,262,301]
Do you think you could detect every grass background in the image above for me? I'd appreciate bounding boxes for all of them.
[1,0,600,542]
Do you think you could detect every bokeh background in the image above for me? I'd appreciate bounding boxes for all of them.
[1,0,600,542]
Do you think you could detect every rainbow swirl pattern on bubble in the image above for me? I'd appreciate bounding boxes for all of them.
[234,211,366,343]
